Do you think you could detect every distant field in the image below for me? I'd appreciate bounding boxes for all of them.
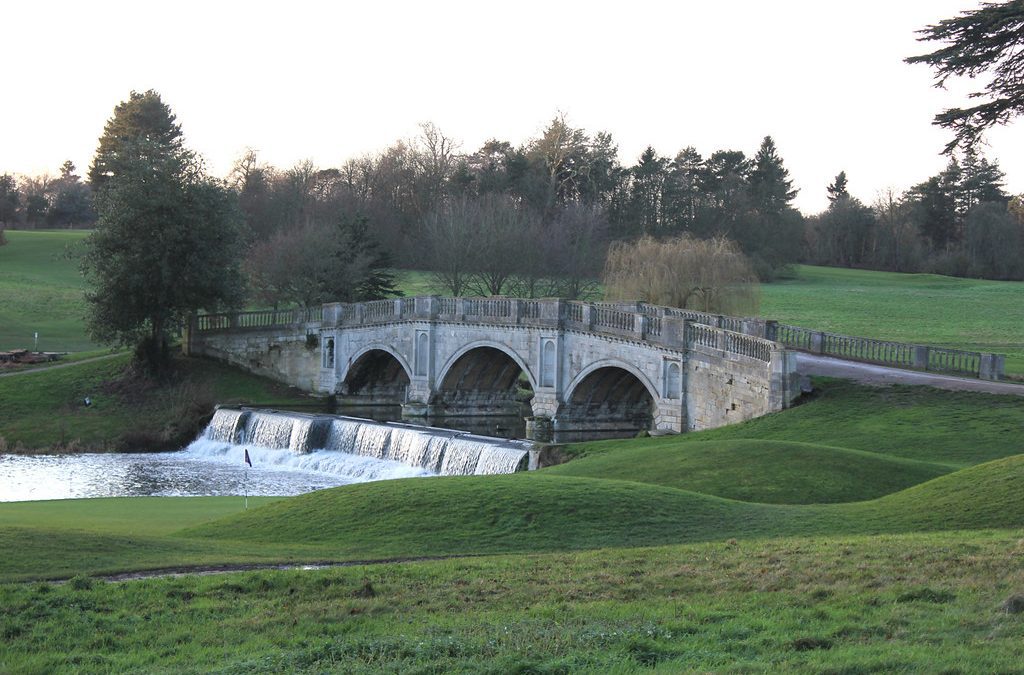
[763,265,1024,374]
[0,229,97,352]
[3,232,1022,373]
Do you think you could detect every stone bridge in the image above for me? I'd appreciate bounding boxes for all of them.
[186,297,801,438]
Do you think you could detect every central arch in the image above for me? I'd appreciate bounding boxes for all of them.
[432,343,534,417]
[559,360,657,436]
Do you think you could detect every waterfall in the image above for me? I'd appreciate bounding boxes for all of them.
[206,408,248,443]
[196,408,530,478]
[322,418,529,475]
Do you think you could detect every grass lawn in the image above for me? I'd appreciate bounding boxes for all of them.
[2,376,1024,670]
[0,353,319,451]
[763,265,1024,374]
[2,379,1023,582]
[2,529,1022,673]
[0,229,97,353]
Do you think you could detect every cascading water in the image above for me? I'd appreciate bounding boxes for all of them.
[205,408,247,443]
[191,407,531,481]
[322,418,529,475]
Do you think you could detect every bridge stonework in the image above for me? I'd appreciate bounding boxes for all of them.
[187,297,800,437]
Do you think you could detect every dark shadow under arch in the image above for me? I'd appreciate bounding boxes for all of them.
[341,349,411,404]
[560,366,654,434]
[433,346,533,416]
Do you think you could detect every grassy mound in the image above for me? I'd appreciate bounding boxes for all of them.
[180,474,772,556]
[661,379,1024,468]
[184,453,1024,557]
[543,438,949,504]
[846,454,1024,532]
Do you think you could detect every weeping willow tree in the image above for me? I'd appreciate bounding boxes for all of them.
[603,235,759,315]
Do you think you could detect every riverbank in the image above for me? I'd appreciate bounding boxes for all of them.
[0,353,319,453]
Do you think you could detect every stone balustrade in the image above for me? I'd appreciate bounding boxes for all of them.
[195,296,778,365]
[192,295,1005,381]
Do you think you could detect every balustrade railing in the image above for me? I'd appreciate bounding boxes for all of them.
[928,347,980,375]
[362,299,395,322]
[724,331,773,362]
[686,323,719,350]
[593,306,634,332]
[196,307,319,332]
[773,322,994,379]
[465,297,512,318]
[192,295,1006,380]
[820,334,915,367]
[776,323,814,351]
[437,297,459,315]
[197,314,232,331]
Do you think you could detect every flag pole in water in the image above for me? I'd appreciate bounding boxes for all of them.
[243,448,252,510]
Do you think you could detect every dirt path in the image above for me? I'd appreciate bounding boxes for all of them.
[796,353,1024,396]
[0,352,122,378]
[44,555,472,584]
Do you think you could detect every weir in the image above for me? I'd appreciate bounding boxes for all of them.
[204,407,531,476]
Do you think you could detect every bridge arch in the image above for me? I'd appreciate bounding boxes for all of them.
[338,343,414,403]
[436,340,538,391]
[559,359,659,436]
[563,359,661,403]
[432,340,536,417]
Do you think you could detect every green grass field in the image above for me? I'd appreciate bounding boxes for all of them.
[763,265,1024,375]
[2,378,1024,670]
[2,530,1021,673]
[0,353,317,451]
[0,229,98,353]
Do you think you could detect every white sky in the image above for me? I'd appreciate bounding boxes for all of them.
[4,0,1021,214]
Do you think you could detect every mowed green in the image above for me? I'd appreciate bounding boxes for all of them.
[0,230,97,352]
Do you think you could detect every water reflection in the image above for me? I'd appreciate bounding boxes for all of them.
[0,450,358,502]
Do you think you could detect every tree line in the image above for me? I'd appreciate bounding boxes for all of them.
[806,152,1023,279]
[5,111,1024,284]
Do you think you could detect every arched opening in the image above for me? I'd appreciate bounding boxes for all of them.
[340,349,411,406]
[433,346,534,420]
[560,366,654,437]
